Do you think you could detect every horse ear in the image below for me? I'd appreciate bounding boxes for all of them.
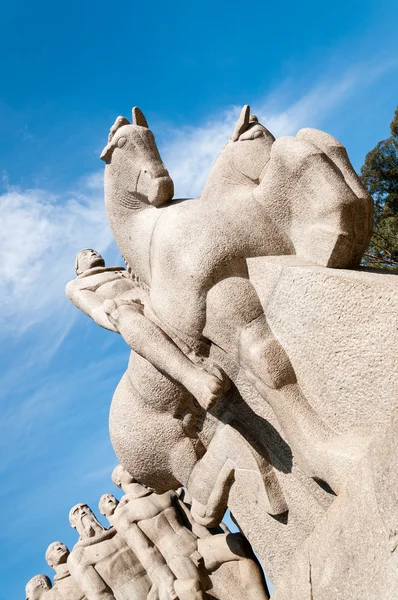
[108,116,130,142]
[231,105,250,142]
[132,107,149,128]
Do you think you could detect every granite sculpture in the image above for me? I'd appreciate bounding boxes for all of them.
[48,102,398,598]
[101,464,269,599]
[95,106,375,501]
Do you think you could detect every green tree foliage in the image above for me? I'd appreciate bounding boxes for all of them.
[360,107,398,270]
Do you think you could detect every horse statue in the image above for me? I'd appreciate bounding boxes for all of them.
[96,107,375,517]
[100,105,372,354]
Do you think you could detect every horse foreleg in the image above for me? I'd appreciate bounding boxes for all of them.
[238,315,371,493]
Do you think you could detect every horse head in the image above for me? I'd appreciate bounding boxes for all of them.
[101,107,174,208]
[201,106,276,200]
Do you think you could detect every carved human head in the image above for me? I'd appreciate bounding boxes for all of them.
[100,107,174,207]
[45,541,69,568]
[25,574,52,600]
[69,503,104,539]
[99,493,119,517]
[75,248,105,275]
[111,464,136,490]
[111,464,153,497]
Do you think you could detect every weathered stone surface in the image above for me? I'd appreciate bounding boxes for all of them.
[203,257,397,583]
[247,256,398,434]
[273,410,398,599]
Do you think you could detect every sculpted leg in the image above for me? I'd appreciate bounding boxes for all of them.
[198,533,270,600]
[188,424,287,528]
[168,556,206,600]
[254,134,371,268]
[296,127,373,265]
[104,300,227,410]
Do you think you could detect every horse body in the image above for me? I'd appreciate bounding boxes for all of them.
[102,109,293,346]
[103,106,374,507]
[102,107,372,350]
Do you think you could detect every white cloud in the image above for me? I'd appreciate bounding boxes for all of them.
[0,174,113,332]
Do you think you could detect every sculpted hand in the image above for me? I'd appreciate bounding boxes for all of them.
[190,499,212,527]
[91,305,118,333]
[184,358,230,411]
[193,367,230,411]
[103,298,144,330]
[183,351,230,410]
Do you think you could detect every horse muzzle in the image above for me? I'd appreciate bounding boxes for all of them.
[145,175,174,206]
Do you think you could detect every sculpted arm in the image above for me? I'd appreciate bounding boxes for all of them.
[106,302,227,410]
[125,522,177,598]
[68,557,115,600]
[175,496,213,539]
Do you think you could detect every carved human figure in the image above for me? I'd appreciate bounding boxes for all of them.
[99,491,206,600]
[25,575,52,600]
[106,465,270,600]
[66,249,226,410]
[67,503,154,600]
[45,542,85,599]
[68,497,176,600]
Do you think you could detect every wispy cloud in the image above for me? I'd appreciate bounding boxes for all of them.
[0,172,112,334]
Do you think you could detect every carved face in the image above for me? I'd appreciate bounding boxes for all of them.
[99,493,118,517]
[75,248,105,275]
[69,503,104,539]
[111,464,135,489]
[101,108,174,207]
[45,541,69,568]
[25,575,51,600]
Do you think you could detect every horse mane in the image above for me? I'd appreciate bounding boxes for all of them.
[123,256,150,292]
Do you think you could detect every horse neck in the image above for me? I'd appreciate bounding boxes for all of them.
[104,178,160,286]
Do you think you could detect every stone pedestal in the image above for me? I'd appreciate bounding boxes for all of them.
[208,257,397,589]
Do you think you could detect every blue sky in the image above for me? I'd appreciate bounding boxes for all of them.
[0,0,397,597]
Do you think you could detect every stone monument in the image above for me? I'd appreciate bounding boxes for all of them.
[25,102,397,599]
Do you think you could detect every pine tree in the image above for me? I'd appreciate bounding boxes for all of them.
[360,107,398,270]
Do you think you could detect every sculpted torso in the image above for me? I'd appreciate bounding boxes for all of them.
[118,491,197,559]
[51,574,85,600]
[65,263,147,333]
[67,503,152,600]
